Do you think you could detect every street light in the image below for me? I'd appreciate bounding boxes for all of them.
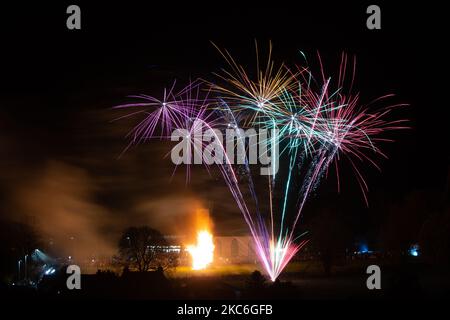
[17,260,22,281]
[24,254,28,281]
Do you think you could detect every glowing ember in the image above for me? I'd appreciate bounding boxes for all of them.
[187,230,214,270]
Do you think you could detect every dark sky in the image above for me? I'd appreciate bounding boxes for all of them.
[0,1,448,254]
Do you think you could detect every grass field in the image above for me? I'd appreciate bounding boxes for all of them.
[168,259,378,279]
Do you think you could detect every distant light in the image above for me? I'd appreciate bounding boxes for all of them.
[45,267,56,275]
[359,243,369,254]
[409,244,419,257]
[68,256,71,260]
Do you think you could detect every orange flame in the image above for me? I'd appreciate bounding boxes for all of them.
[187,230,215,270]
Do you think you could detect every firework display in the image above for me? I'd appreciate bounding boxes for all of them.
[115,43,408,281]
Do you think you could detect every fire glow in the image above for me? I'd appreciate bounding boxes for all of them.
[187,230,214,270]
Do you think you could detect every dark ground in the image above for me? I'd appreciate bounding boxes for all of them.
[2,260,450,300]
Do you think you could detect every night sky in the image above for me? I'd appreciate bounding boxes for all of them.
[0,2,448,256]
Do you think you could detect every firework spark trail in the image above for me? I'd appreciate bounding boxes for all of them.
[115,44,408,281]
[113,80,209,143]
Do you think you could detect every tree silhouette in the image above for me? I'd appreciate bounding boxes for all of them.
[0,219,41,282]
[117,226,167,272]
[380,191,436,259]
[246,270,266,290]
[307,208,351,275]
